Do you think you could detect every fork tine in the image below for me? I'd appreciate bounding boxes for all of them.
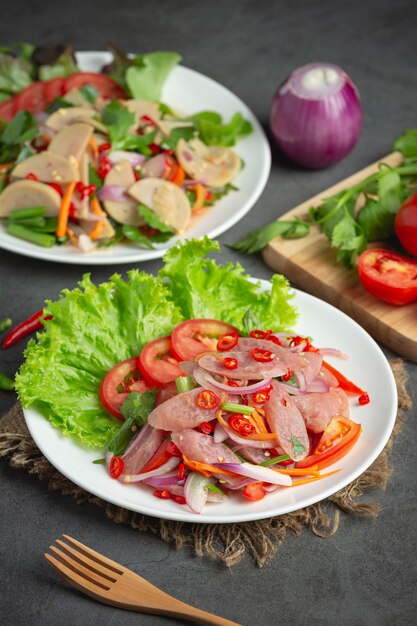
[62,535,124,574]
[48,545,112,590]
[55,539,119,583]
[44,552,110,596]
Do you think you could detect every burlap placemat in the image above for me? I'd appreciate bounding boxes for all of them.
[0,359,411,567]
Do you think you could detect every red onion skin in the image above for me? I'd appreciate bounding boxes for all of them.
[270,63,362,169]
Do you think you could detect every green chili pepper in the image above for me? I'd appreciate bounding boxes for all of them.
[8,206,45,220]
[0,372,14,391]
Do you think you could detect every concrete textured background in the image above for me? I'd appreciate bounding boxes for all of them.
[0,1,416,624]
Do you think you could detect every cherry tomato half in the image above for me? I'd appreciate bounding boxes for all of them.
[100,357,150,420]
[44,77,66,105]
[243,482,266,501]
[357,248,417,306]
[296,416,362,470]
[394,191,417,257]
[138,336,185,388]
[170,319,239,361]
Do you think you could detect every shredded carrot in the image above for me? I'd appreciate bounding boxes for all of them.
[56,182,76,238]
[90,194,105,216]
[189,183,207,211]
[216,408,278,440]
[88,136,99,161]
[271,466,321,477]
[170,163,185,186]
[65,226,77,243]
[290,469,341,487]
[90,221,104,240]
[182,453,239,478]
[251,408,269,434]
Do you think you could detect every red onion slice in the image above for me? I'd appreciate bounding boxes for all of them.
[184,472,213,514]
[213,462,292,486]
[305,378,330,393]
[98,185,128,202]
[141,154,167,178]
[120,456,180,483]
[213,422,228,443]
[193,364,272,395]
[142,472,179,487]
[108,151,146,167]
[318,348,349,359]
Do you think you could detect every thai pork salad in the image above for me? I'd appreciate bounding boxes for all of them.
[15,239,369,514]
[0,44,252,252]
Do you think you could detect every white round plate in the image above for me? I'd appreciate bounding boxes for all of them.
[23,287,397,524]
[0,51,271,265]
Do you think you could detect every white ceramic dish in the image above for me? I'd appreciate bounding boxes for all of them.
[23,286,397,523]
[0,51,271,265]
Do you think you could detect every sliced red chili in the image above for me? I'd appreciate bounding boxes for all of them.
[48,182,64,196]
[141,114,157,126]
[228,414,256,437]
[75,181,96,198]
[166,441,182,457]
[250,329,268,339]
[252,391,270,404]
[177,462,186,480]
[250,348,274,363]
[149,143,160,154]
[172,495,187,505]
[153,489,171,499]
[358,393,370,405]
[227,380,240,387]
[197,389,219,410]
[267,335,282,346]
[223,357,238,370]
[217,331,239,351]
[98,142,111,153]
[25,172,39,181]
[281,369,292,382]
[98,155,111,179]
[199,421,214,434]
[109,456,124,479]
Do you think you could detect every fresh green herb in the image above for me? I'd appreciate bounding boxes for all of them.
[37,45,78,81]
[45,97,74,114]
[125,51,181,101]
[0,317,12,333]
[242,309,263,336]
[0,110,38,164]
[138,204,174,234]
[0,372,14,391]
[230,219,310,254]
[393,129,417,157]
[175,375,195,393]
[92,458,106,464]
[79,84,100,103]
[291,435,306,457]
[259,453,291,467]
[206,483,226,495]
[122,224,155,249]
[194,111,252,147]
[0,44,35,98]
[221,402,254,415]
[106,389,157,456]
[102,100,157,153]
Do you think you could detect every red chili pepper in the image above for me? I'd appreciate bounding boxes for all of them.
[2,309,52,349]
[25,172,39,181]
[228,414,256,437]
[162,148,174,156]
[262,384,273,394]
[177,462,186,480]
[227,380,240,388]
[267,335,282,346]
[153,489,171,499]
[98,155,111,179]
[48,182,64,197]
[98,142,111,153]
[75,181,96,198]
[199,421,214,435]
[281,369,292,382]
[197,389,219,410]
[109,456,124,479]
[149,143,160,155]
[250,329,268,339]
[358,393,370,405]
[133,170,140,181]
[68,202,77,220]
[172,495,187,505]
[166,441,182,457]
[217,331,239,351]
[223,357,238,370]
[252,390,270,404]
[205,191,213,202]
[250,348,274,363]
[141,115,157,126]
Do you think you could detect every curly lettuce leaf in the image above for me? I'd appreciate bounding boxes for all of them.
[159,237,297,331]
[15,271,183,448]
[125,51,181,101]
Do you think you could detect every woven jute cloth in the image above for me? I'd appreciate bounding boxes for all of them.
[0,359,411,567]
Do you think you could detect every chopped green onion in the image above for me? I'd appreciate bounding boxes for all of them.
[0,318,12,333]
[92,458,106,464]
[9,206,45,220]
[221,402,254,415]
[6,223,56,247]
[260,453,291,467]
[6,216,46,229]
[207,483,226,495]
[0,372,14,391]
[175,375,195,393]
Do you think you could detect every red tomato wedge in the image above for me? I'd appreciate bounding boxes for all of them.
[99,356,150,421]
[0,96,16,121]
[243,482,267,501]
[394,191,417,258]
[357,248,417,306]
[170,319,239,361]
[64,72,127,100]
[44,77,66,105]
[138,336,185,388]
[15,82,48,115]
[296,416,362,470]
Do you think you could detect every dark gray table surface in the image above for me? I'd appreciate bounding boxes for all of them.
[1,1,416,624]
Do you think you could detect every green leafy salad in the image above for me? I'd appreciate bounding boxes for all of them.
[15,238,297,448]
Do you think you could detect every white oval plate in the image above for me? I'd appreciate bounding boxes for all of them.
[23,287,397,524]
[0,51,271,265]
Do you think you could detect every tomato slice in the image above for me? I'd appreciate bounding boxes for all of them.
[170,319,239,361]
[0,96,16,122]
[296,416,362,470]
[44,77,66,105]
[138,336,185,388]
[357,248,417,306]
[394,191,417,258]
[64,72,127,100]
[15,82,48,115]
[100,356,150,420]
[243,482,267,501]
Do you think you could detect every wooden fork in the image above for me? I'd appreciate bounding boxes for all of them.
[44,535,241,626]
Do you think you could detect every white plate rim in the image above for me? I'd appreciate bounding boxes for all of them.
[22,285,398,524]
[0,51,271,265]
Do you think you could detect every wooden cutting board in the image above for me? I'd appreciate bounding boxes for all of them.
[262,151,417,363]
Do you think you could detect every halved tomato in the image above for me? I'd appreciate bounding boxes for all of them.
[0,96,16,122]
[64,72,127,100]
[138,336,185,388]
[44,77,66,105]
[357,248,417,306]
[170,319,239,361]
[243,482,267,501]
[15,82,48,115]
[296,416,362,470]
[100,356,150,421]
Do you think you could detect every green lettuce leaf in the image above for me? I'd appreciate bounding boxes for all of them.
[159,237,297,331]
[125,51,181,101]
[15,271,183,448]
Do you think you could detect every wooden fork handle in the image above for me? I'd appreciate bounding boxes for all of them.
[114,598,242,625]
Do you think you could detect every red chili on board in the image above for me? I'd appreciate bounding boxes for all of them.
[2,309,52,349]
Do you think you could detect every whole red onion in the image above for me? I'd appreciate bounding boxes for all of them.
[270,63,362,169]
